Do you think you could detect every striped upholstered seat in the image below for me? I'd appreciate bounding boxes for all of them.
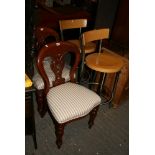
[47,82,101,123]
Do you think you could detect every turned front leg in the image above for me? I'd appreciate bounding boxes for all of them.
[55,123,65,149]
[88,106,99,129]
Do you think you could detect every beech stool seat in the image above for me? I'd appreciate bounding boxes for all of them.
[85,49,124,106]
[86,52,123,73]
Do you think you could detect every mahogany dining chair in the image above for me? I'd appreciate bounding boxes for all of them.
[37,41,101,148]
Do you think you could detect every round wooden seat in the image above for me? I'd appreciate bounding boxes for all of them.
[68,39,80,47]
[86,52,124,73]
[84,42,96,54]
[68,39,96,54]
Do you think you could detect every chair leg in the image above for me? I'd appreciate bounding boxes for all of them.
[88,106,99,129]
[55,123,65,149]
[36,90,47,117]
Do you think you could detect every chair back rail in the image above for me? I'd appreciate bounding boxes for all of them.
[82,28,110,45]
[35,26,60,50]
[59,19,87,41]
[59,19,87,30]
[37,41,81,94]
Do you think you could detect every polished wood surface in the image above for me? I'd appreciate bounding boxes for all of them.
[86,51,124,73]
[81,28,110,62]
[82,28,109,45]
[68,39,96,54]
[59,19,87,30]
[37,41,80,94]
[59,19,87,46]
[84,41,96,54]
[34,26,60,117]
[80,28,110,80]
[59,18,96,54]
[35,26,60,51]
[67,40,80,48]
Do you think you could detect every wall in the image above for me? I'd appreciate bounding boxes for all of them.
[95,0,119,30]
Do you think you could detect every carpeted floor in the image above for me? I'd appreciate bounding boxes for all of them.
[25,90,129,155]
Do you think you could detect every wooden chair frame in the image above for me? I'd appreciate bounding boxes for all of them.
[34,26,60,51]
[34,26,60,117]
[59,19,87,41]
[37,41,100,148]
[80,28,110,78]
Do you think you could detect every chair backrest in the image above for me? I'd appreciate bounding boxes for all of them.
[37,41,81,94]
[59,19,87,41]
[35,27,60,50]
[81,28,110,53]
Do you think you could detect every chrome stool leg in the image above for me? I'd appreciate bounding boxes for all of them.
[88,70,97,89]
[108,71,120,108]
[97,73,107,95]
[95,71,120,108]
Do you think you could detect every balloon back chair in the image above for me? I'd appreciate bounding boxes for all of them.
[37,41,101,149]
[34,26,60,52]
[32,27,71,117]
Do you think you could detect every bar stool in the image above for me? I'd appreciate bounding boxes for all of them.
[82,28,124,107]
[59,19,96,54]
[80,28,109,83]
[59,19,96,80]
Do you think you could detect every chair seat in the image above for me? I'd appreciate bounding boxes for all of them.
[68,39,96,54]
[86,52,124,73]
[84,41,96,54]
[68,39,80,48]
[33,61,71,90]
[47,82,101,123]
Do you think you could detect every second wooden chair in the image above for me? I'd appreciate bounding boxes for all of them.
[32,27,71,117]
